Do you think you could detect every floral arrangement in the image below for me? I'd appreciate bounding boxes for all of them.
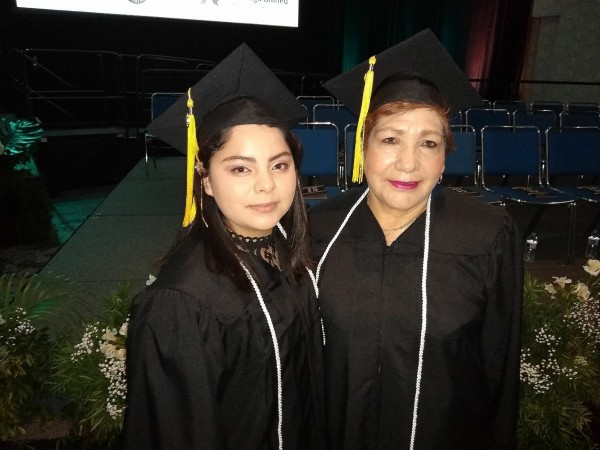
[518,260,600,449]
[3,263,600,448]
[0,272,77,442]
[0,306,53,441]
[50,282,135,447]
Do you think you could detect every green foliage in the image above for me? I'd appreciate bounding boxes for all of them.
[0,114,44,158]
[0,113,55,246]
[518,262,600,449]
[0,272,80,442]
[50,282,135,448]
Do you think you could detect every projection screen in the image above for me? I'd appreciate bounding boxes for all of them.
[15,0,299,28]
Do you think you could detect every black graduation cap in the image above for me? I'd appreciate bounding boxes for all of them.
[323,28,482,116]
[146,42,307,154]
[323,28,482,183]
[145,42,307,227]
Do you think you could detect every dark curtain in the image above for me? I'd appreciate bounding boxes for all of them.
[338,0,533,101]
[465,0,534,100]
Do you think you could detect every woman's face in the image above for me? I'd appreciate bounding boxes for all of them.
[364,107,446,218]
[203,124,297,237]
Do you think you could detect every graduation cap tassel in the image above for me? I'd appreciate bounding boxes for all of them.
[183,88,200,227]
[353,56,376,184]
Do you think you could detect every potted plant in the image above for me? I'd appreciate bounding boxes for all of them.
[518,260,600,449]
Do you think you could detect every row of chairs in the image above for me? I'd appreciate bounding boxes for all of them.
[445,125,600,261]
[458,107,600,133]
[475,99,599,115]
[144,93,599,261]
[297,122,600,261]
[457,107,600,147]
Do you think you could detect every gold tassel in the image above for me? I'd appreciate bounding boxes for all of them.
[353,56,377,184]
[183,88,199,227]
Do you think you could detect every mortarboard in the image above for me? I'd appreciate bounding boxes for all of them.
[323,28,482,182]
[146,42,307,226]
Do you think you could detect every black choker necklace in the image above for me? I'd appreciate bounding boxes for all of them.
[230,231,281,271]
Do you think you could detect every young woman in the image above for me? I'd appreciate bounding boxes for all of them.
[309,30,523,449]
[121,44,324,450]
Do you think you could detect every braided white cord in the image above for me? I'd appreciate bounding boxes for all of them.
[409,194,432,450]
[313,189,369,347]
[239,261,283,450]
[315,188,370,284]
[277,223,325,345]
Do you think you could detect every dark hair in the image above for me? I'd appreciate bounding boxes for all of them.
[364,101,455,155]
[167,123,313,292]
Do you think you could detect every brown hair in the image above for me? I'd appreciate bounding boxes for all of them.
[363,101,455,156]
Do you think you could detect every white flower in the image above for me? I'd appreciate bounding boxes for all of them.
[552,276,572,288]
[146,274,157,286]
[574,282,590,301]
[119,322,128,338]
[102,328,118,343]
[583,259,600,277]
[545,283,558,295]
[100,342,119,359]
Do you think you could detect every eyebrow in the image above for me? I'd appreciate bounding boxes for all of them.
[376,127,443,136]
[220,150,292,163]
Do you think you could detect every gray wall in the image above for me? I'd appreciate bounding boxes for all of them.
[524,0,600,104]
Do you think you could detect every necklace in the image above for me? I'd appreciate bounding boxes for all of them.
[366,194,422,234]
[382,216,418,233]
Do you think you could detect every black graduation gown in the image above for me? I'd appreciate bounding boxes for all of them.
[121,232,325,449]
[308,187,523,450]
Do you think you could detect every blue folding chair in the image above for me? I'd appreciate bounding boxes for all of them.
[292,122,341,207]
[513,109,556,134]
[296,95,334,121]
[342,123,357,190]
[565,102,600,113]
[481,125,577,261]
[531,101,565,119]
[493,100,527,113]
[449,111,463,125]
[313,104,358,137]
[465,108,511,147]
[144,92,183,176]
[443,125,502,204]
[559,111,600,127]
[546,126,600,237]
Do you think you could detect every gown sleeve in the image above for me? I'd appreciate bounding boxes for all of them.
[482,214,523,449]
[121,287,226,450]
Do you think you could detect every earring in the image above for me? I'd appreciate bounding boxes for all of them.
[199,180,208,228]
[438,174,443,185]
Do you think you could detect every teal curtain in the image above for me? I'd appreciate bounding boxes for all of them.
[338,0,533,100]
[341,0,473,71]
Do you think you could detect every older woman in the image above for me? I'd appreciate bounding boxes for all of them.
[308,29,523,449]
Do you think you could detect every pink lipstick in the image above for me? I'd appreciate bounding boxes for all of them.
[390,180,418,190]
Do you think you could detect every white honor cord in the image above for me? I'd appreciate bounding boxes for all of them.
[312,190,432,449]
[409,194,432,450]
[315,187,370,284]
[278,223,326,346]
[239,261,284,450]
[313,188,369,347]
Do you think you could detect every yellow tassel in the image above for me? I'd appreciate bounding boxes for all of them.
[183,88,199,227]
[353,55,377,184]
